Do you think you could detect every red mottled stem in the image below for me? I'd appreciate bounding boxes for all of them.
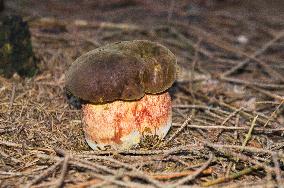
[83,92,172,150]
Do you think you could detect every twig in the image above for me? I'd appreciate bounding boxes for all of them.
[9,83,16,111]
[38,152,150,188]
[215,100,268,125]
[166,27,213,59]
[172,123,284,133]
[255,59,284,83]
[209,107,243,142]
[167,0,175,22]
[220,76,284,89]
[24,159,63,188]
[171,23,283,82]
[169,154,213,187]
[202,165,261,187]
[272,154,283,188]
[173,102,268,125]
[248,86,284,101]
[221,107,243,126]
[78,143,203,156]
[31,181,58,188]
[77,156,164,188]
[54,155,69,188]
[0,150,21,163]
[150,168,213,180]
[55,148,164,188]
[222,30,284,77]
[189,38,201,101]
[264,100,284,127]
[67,179,105,188]
[241,115,258,151]
[0,140,22,147]
[69,160,138,187]
[0,127,17,134]
[173,104,232,117]
[200,142,284,159]
[204,142,273,172]
[162,115,192,146]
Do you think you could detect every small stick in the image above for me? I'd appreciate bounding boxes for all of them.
[225,162,233,178]
[167,0,175,22]
[78,143,202,156]
[37,151,148,188]
[205,143,273,172]
[272,154,283,188]
[162,115,192,146]
[54,155,69,188]
[0,150,21,163]
[0,140,22,148]
[174,102,268,124]
[222,30,284,77]
[77,156,164,188]
[264,100,284,127]
[203,142,284,157]
[241,115,258,151]
[220,76,284,89]
[56,149,164,188]
[248,85,284,101]
[24,159,63,188]
[221,107,243,126]
[67,179,105,188]
[169,154,213,187]
[216,100,268,125]
[172,123,284,133]
[202,165,261,187]
[150,168,213,180]
[0,127,17,134]
[69,160,150,188]
[8,83,16,112]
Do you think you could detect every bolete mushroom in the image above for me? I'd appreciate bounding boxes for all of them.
[65,40,177,150]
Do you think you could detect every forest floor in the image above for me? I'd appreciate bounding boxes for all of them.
[1,0,284,187]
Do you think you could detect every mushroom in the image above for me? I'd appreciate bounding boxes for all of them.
[65,40,177,150]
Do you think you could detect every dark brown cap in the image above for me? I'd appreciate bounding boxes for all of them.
[65,40,177,103]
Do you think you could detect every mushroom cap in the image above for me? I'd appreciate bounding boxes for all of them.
[65,40,177,103]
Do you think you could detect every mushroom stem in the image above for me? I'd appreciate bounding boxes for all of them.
[82,92,172,150]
